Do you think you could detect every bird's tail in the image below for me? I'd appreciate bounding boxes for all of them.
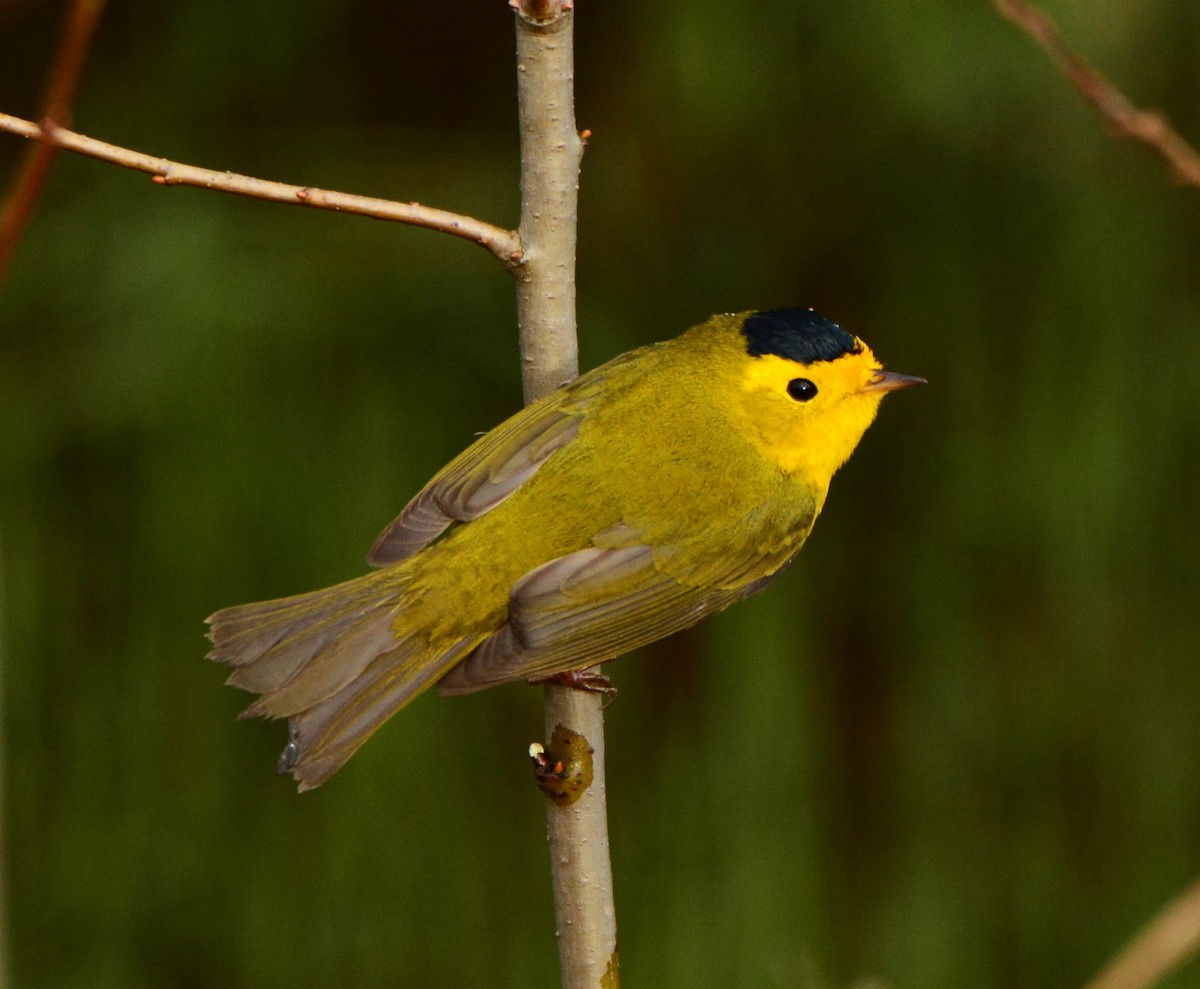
[207,570,478,791]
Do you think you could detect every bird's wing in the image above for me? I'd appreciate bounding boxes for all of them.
[367,406,581,566]
[436,526,794,694]
[367,348,649,567]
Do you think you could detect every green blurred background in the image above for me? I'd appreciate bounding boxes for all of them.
[3,1,1199,986]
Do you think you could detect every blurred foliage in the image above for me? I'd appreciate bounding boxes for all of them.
[3,1,1200,987]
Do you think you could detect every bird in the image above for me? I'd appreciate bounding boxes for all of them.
[207,308,923,790]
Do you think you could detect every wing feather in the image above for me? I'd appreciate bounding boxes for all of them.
[367,402,582,566]
[437,535,795,694]
[366,347,652,568]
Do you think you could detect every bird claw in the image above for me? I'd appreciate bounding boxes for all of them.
[529,669,617,701]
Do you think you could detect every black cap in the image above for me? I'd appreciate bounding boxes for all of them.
[741,308,862,365]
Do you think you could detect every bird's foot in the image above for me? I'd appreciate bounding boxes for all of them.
[529,668,617,699]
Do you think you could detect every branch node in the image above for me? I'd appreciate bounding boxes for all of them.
[514,0,572,31]
[529,726,594,807]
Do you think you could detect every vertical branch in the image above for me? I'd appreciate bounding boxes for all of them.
[511,3,619,987]
[514,0,582,398]
[537,689,618,987]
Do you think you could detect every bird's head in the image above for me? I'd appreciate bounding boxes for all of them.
[730,308,924,493]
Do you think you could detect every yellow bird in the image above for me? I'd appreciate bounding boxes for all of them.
[207,309,923,790]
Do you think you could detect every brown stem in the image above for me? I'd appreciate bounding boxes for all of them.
[0,0,108,285]
[0,112,523,264]
[511,2,619,987]
[992,0,1200,189]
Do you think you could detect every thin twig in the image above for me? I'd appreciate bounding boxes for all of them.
[0,112,523,264]
[511,1,619,987]
[0,0,108,285]
[992,0,1200,189]
[1083,876,1200,989]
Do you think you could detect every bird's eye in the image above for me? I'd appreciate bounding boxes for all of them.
[787,378,818,402]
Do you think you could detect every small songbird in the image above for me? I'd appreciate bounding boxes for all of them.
[207,308,923,790]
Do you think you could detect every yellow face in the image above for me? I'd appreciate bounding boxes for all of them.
[738,341,894,491]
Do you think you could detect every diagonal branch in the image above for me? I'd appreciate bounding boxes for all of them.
[1084,876,1200,989]
[0,0,108,285]
[0,112,523,264]
[992,0,1200,190]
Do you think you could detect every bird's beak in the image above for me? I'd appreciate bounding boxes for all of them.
[864,370,926,393]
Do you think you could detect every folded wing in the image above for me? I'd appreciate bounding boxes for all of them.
[367,408,582,565]
[438,527,793,694]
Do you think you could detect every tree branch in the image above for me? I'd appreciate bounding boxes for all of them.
[0,112,523,264]
[510,2,619,987]
[0,0,108,285]
[992,0,1200,190]
[512,0,583,399]
[1084,876,1200,989]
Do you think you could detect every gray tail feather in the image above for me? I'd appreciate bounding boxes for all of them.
[280,636,478,791]
[207,572,474,790]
